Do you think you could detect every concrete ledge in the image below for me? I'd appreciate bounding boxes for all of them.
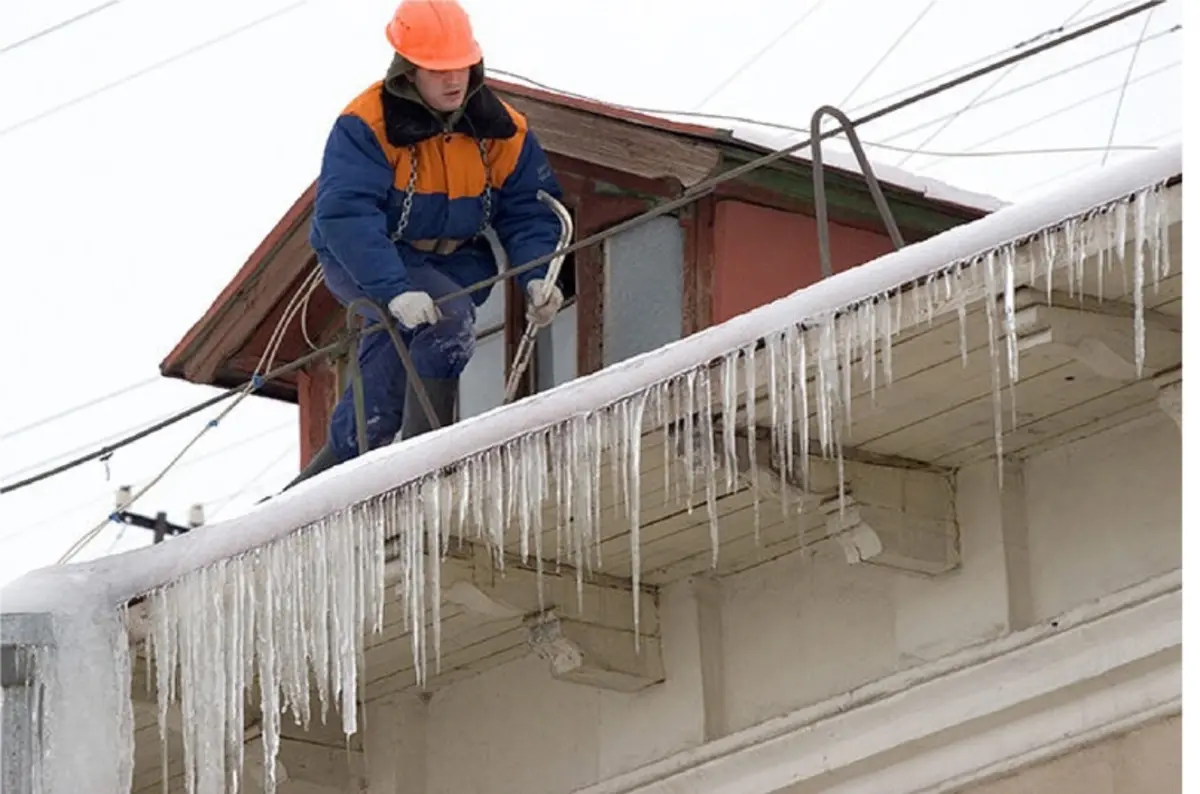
[573,568,1182,794]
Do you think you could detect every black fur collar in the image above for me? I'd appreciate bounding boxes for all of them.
[380,83,518,147]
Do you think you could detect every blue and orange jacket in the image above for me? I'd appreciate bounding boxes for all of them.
[309,74,565,311]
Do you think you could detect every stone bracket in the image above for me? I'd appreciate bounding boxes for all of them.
[695,429,960,576]
[525,611,665,693]
[409,544,660,639]
[1011,297,1179,381]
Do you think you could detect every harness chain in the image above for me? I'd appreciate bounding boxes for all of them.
[389,140,494,244]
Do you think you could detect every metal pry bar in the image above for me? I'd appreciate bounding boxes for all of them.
[504,191,574,404]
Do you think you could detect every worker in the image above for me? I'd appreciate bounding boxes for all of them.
[287,0,566,488]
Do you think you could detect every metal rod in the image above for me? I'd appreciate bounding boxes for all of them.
[344,297,443,438]
[504,191,575,403]
[811,104,906,279]
[369,300,444,432]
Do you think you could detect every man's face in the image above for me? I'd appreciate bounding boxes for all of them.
[412,67,471,112]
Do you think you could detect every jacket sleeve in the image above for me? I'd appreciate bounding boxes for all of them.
[490,130,566,291]
[313,114,411,303]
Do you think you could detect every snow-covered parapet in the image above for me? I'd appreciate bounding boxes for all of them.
[0,143,1181,794]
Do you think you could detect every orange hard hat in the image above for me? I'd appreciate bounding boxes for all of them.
[385,0,483,71]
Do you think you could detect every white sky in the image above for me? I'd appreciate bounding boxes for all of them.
[0,0,1184,586]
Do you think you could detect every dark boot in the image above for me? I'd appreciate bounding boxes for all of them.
[399,378,458,441]
[282,443,341,491]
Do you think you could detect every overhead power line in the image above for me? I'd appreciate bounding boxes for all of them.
[486,70,1160,160]
[4,0,1163,511]
[0,1,310,138]
[1010,126,1179,197]
[915,59,1179,172]
[0,0,124,55]
[0,376,159,442]
[691,0,831,110]
[877,24,1180,146]
[1102,7,1157,165]
[844,0,1147,114]
[839,1,937,108]
[892,0,1102,167]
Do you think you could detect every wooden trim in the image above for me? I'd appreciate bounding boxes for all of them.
[503,276,532,401]
[497,92,721,188]
[569,192,608,377]
[681,195,716,336]
[296,361,336,467]
[574,570,1182,794]
[161,186,316,381]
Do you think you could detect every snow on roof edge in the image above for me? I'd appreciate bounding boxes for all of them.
[0,142,1181,615]
[727,125,1008,214]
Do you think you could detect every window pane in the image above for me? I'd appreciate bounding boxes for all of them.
[536,302,577,392]
[603,216,684,366]
[459,332,505,420]
[474,280,505,330]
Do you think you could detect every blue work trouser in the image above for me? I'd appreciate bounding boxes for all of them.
[327,264,476,462]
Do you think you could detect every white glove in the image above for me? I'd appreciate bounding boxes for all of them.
[525,278,564,328]
[388,291,441,329]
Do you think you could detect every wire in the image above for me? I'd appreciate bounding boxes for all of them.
[205,442,297,521]
[0,1,310,138]
[1009,127,1179,198]
[0,421,293,545]
[839,1,937,108]
[876,24,1180,146]
[5,0,1162,508]
[0,0,124,55]
[892,0,1102,167]
[0,376,159,441]
[844,0,1146,115]
[487,68,1160,160]
[691,0,831,110]
[1,399,226,483]
[1102,8,1156,165]
[915,59,1179,172]
[55,252,323,562]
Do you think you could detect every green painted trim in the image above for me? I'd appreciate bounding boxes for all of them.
[716,148,982,238]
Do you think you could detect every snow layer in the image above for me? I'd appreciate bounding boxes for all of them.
[728,124,1009,213]
[0,142,1181,794]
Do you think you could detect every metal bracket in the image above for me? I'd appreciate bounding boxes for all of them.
[810,104,906,279]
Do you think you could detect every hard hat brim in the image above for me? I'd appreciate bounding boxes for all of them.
[402,45,483,71]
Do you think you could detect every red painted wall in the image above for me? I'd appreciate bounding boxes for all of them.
[710,200,898,325]
[297,363,337,467]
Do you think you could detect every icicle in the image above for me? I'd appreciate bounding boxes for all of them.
[881,288,895,384]
[780,327,798,491]
[1132,189,1147,377]
[720,351,739,496]
[626,391,648,644]
[982,251,1005,487]
[1000,246,1020,427]
[796,330,811,492]
[138,176,1174,794]
[683,370,697,514]
[741,343,762,542]
[661,382,675,508]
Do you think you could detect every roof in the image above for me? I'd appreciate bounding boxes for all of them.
[7,141,1180,613]
[484,79,1006,213]
[3,141,1180,794]
[159,77,1002,387]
